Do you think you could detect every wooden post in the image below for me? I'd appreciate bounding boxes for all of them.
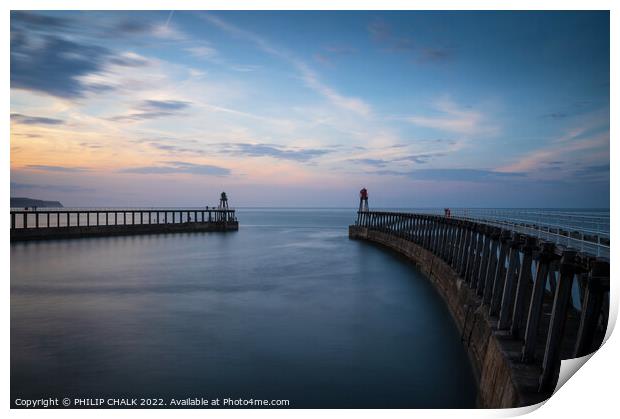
[482,229,501,305]
[451,223,462,269]
[47,212,50,228]
[448,221,455,259]
[477,228,491,296]
[471,227,485,289]
[511,237,537,338]
[539,251,579,391]
[11,213,15,229]
[66,213,69,227]
[522,242,556,362]
[498,234,524,329]
[77,212,80,227]
[573,260,609,357]
[459,226,472,276]
[464,229,478,283]
[489,230,512,316]
[457,223,468,271]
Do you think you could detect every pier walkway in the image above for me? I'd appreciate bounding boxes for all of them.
[10,207,238,241]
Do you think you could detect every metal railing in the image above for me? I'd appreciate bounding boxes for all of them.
[10,207,237,229]
[373,208,610,259]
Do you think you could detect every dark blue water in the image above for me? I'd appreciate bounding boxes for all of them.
[11,209,477,408]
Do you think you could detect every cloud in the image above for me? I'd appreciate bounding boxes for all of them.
[11,12,149,98]
[141,100,191,111]
[202,13,371,116]
[348,158,390,167]
[10,181,94,193]
[79,142,103,149]
[11,11,71,30]
[419,47,453,63]
[120,161,230,176]
[114,19,155,35]
[108,99,191,122]
[349,150,446,168]
[573,164,609,180]
[500,129,609,173]
[405,97,495,136]
[185,45,219,59]
[296,63,371,115]
[11,113,64,125]
[219,143,331,162]
[542,112,568,120]
[25,165,91,172]
[314,44,356,65]
[368,18,454,64]
[12,133,42,138]
[144,139,206,155]
[396,152,447,164]
[108,52,150,67]
[373,168,526,182]
[368,19,414,51]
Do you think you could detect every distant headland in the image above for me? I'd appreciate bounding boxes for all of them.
[10,197,63,208]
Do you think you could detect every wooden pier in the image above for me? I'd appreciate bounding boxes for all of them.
[10,208,238,241]
[350,211,609,408]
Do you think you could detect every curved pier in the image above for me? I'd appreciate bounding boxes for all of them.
[350,211,609,408]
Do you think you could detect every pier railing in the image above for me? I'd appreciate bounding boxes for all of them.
[10,207,237,230]
[381,208,610,259]
[355,211,609,392]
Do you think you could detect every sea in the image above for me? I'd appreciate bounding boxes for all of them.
[11,208,479,408]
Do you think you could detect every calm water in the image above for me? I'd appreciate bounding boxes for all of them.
[11,209,477,408]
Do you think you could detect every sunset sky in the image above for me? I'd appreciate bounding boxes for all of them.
[10,10,610,208]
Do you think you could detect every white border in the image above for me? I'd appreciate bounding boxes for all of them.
[3,1,617,418]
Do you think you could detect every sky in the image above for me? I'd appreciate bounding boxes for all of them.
[9,10,610,208]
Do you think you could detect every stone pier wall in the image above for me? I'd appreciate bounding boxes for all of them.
[11,221,239,242]
[349,225,551,408]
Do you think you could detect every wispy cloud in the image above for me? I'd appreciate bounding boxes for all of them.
[349,150,446,168]
[373,168,525,182]
[295,63,371,116]
[368,19,414,52]
[185,44,219,60]
[499,128,609,174]
[11,11,150,98]
[108,99,191,122]
[120,161,230,176]
[314,44,356,66]
[218,143,331,162]
[11,113,64,125]
[10,181,95,193]
[368,18,453,63]
[202,13,372,116]
[25,165,91,172]
[405,97,496,136]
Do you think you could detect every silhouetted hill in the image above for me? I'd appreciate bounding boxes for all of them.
[10,197,63,208]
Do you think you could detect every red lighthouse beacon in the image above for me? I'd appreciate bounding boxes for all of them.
[359,188,369,212]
